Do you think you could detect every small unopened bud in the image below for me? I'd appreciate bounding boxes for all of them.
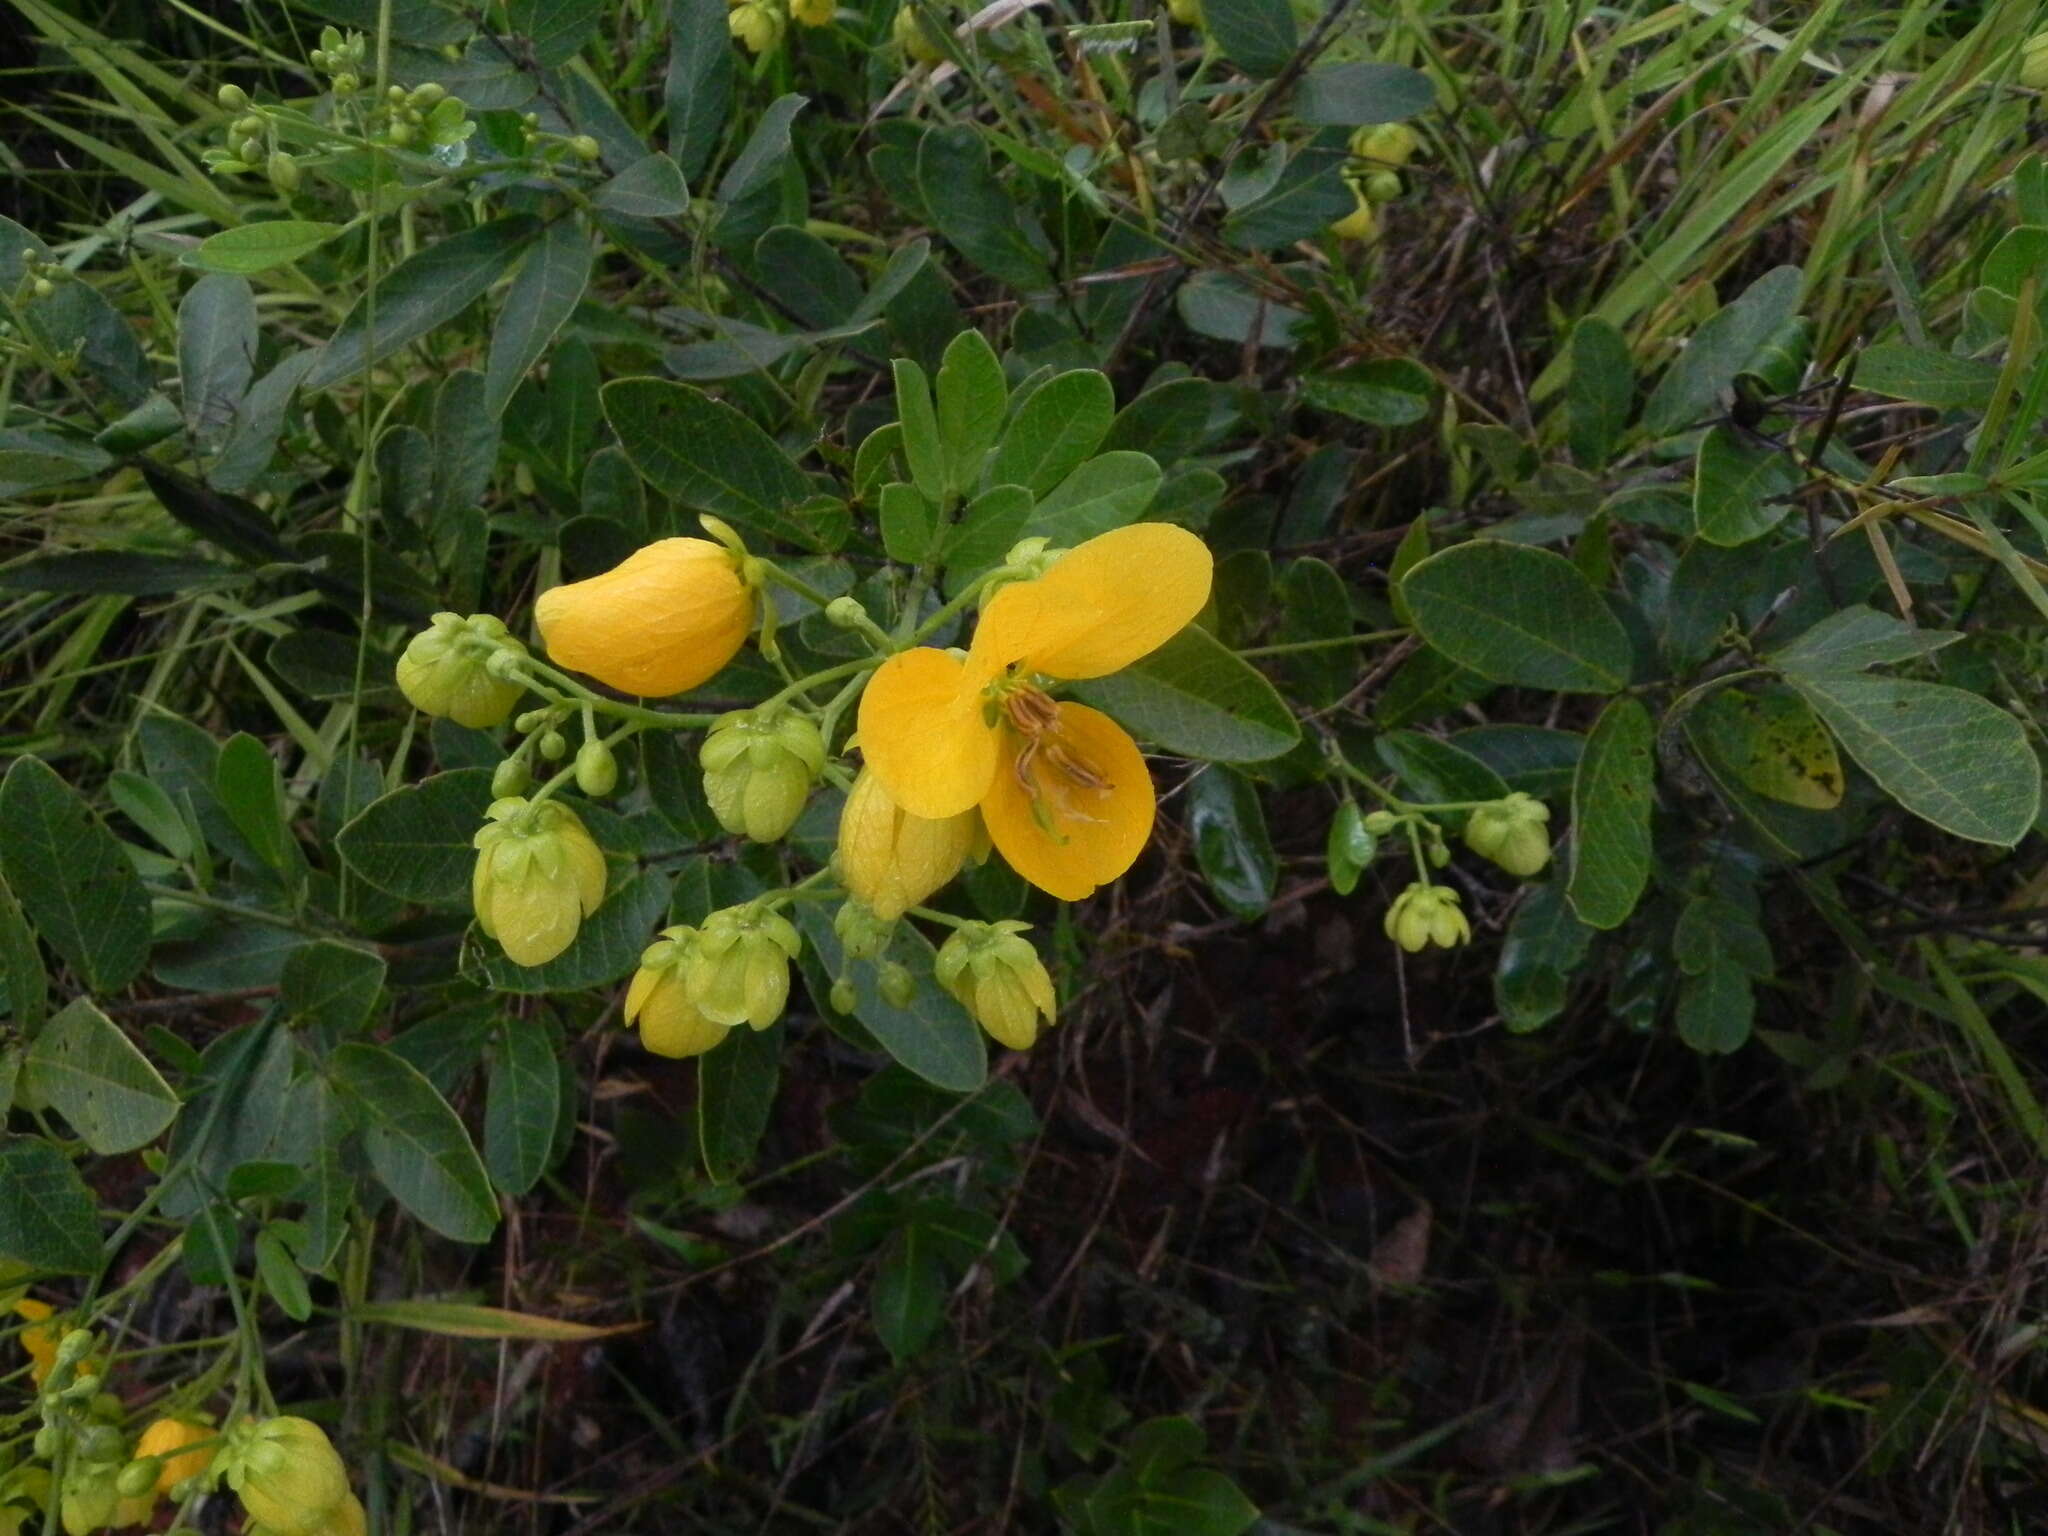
[728,0,785,54]
[471,798,607,967]
[217,83,249,110]
[685,907,801,1028]
[409,81,447,106]
[333,72,359,95]
[573,739,618,797]
[1361,170,1402,203]
[832,900,895,962]
[268,151,301,195]
[1361,810,1399,836]
[395,612,528,729]
[823,595,870,629]
[491,757,532,799]
[388,121,416,147]
[569,134,601,162]
[31,276,53,298]
[538,729,567,761]
[1463,792,1552,879]
[877,961,918,1009]
[829,978,857,1013]
[116,1459,161,1499]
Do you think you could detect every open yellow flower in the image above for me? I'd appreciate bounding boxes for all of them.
[856,523,1211,901]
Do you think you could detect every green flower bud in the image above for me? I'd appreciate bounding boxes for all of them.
[55,1329,95,1368]
[233,115,264,138]
[623,928,729,1057]
[34,1424,60,1458]
[1361,170,1402,203]
[570,134,601,162]
[388,121,416,147]
[823,595,870,629]
[729,0,785,54]
[514,708,553,734]
[829,979,856,1013]
[934,920,1056,1050]
[574,739,618,797]
[1383,883,1470,953]
[409,81,447,106]
[700,708,824,843]
[1167,0,1201,24]
[538,729,567,761]
[31,277,53,299]
[685,907,801,1028]
[832,900,895,962]
[1361,809,1400,836]
[395,613,527,729]
[268,152,301,195]
[891,3,945,63]
[319,26,343,52]
[1349,121,1419,167]
[491,757,531,799]
[332,72,359,95]
[877,961,917,1009]
[222,1416,350,1535]
[73,1423,123,1465]
[471,797,607,967]
[1463,792,1552,878]
[386,84,407,102]
[240,137,266,166]
[218,83,249,110]
[115,1460,160,1500]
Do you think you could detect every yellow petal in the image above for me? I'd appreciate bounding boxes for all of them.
[855,647,999,819]
[637,980,730,1058]
[979,704,1154,901]
[972,523,1212,681]
[534,538,751,697]
[837,769,977,920]
[488,879,581,967]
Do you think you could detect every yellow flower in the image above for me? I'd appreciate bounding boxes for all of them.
[225,1416,350,1536]
[791,0,833,26]
[534,537,753,697]
[836,768,979,920]
[1330,191,1378,242]
[728,0,785,53]
[471,797,607,967]
[1463,793,1552,878]
[624,929,731,1057]
[133,1415,216,1494]
[12,1299,58,1385]
[855,524,1212,901]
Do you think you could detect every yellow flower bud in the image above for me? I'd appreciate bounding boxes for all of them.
[623,929,731,1057]
[1383,883,1470,953]
[685,907,801,1028]
[729,1,785,53]
[934,921,1056,1050]
[835,769,976,921]
[1329,192,1378,242]
[791,0,833,26]
[1463,793,1552,878]
[395,613,527,728]
[891,4,946,64]
[224,1417,350,1536]
[1360,169,1402,203]
[1349,121,1420,167]
[700,708,825,843]
[533,538,753,697]
[133,1417,216,1495]
[470,797,607,967]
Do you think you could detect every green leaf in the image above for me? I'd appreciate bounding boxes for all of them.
[485,217,594,418]
[189,220,346,275]
[0,870,45,1032]
[757,225,863,326]
[279,940,388,1035]
[1293,62,1433,124]
[941,483,1035,578]
[1176,271,1306,349]
[1568,697,1655,929]
[987,369,1114,495]
[1325,803,1376,897]
[601,378,832,549]
[1676,959,1753,1054]
[1204,0,1296,76]
[212,350,318,493]
[1071,625,1299,762]
[1450,724,1583,799]
[1101,378,1215,468]
[593,150,690,218]
[1374,731,1510,805]
[1188,768,1276,920]
[1222,144,1351,250]
[303,216,540,392]
[696,1020,782,1182]
[880,481,937,565]
[1692,425,1798,546]
[1301,358,1433,426]
[482,869,673,992]
[1854,342,1998,411]
[0,756,151,994]
[1641,265,1803,436]
[1401,542,1632,694]
[1769,605,1962,674]
[719,91,806,204]
[1028,452,1162,543]
[0,552,246,597]
[329,1042,499,1243]
[910,124,1051,292]
[178,273,256,449]
[215,731,295,877]
[506,0,599,64]
[20,998,179,1155]
[795,905,985,1092]
[874,1221,948,1362]
[0,1137,102,1274]
[255,1224,314,1321]
[336,768,495,906]
[1568,317,1633,469]
[665,0,732,180]
[1273,556,1355,706]
[1783,673,2039,846]
[1689,689,1843,810]
[1494,880,1592,1033]
[486,1012,561,1196]
[936,329,1007,496]
[892,358,946,503]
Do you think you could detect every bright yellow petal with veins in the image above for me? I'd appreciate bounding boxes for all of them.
[980,704,1154,901]
[856,647,999,819]
[535,538,751,697]
[973,523,1213,681]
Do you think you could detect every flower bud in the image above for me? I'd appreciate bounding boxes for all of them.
[268,151,301,195]
[569,134,602,161]
[573,739,618,797]
[388,121,416,147]
[240,136,266,165]
[133,1417,215,1495]
[491,757,531,799]
[729,1,785,53]
[31,277,53,299]
[1463,792,1552,878]
[1166,0,1201,24]
[534,538,753,697]
[73,1423,123,1464]
[685,907,801,1028]
[538,729,567,761]
[410,81,447,106]
[1349,121,1419,167]
[395,612,527,729]
[934,921,1056,1050]
[791,0,833,26]
[832,900,895,962]
[332,72,358,95]
[878,962,917,1009]
[892,4,946,63]
[829,978,856,1013]
[218,83,249,110]
[59,1467,117,1536]
[471,797,607,967]
[624,929,730,1058]
[115,1460,159,1500]
[1329,192,1377,242]
[1383,883,1470,953]
[1361,170,1402,203]
[222,1416,350,1535]
[823,595,870,629]
[835,769,976,921]
[700,709,825,843]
